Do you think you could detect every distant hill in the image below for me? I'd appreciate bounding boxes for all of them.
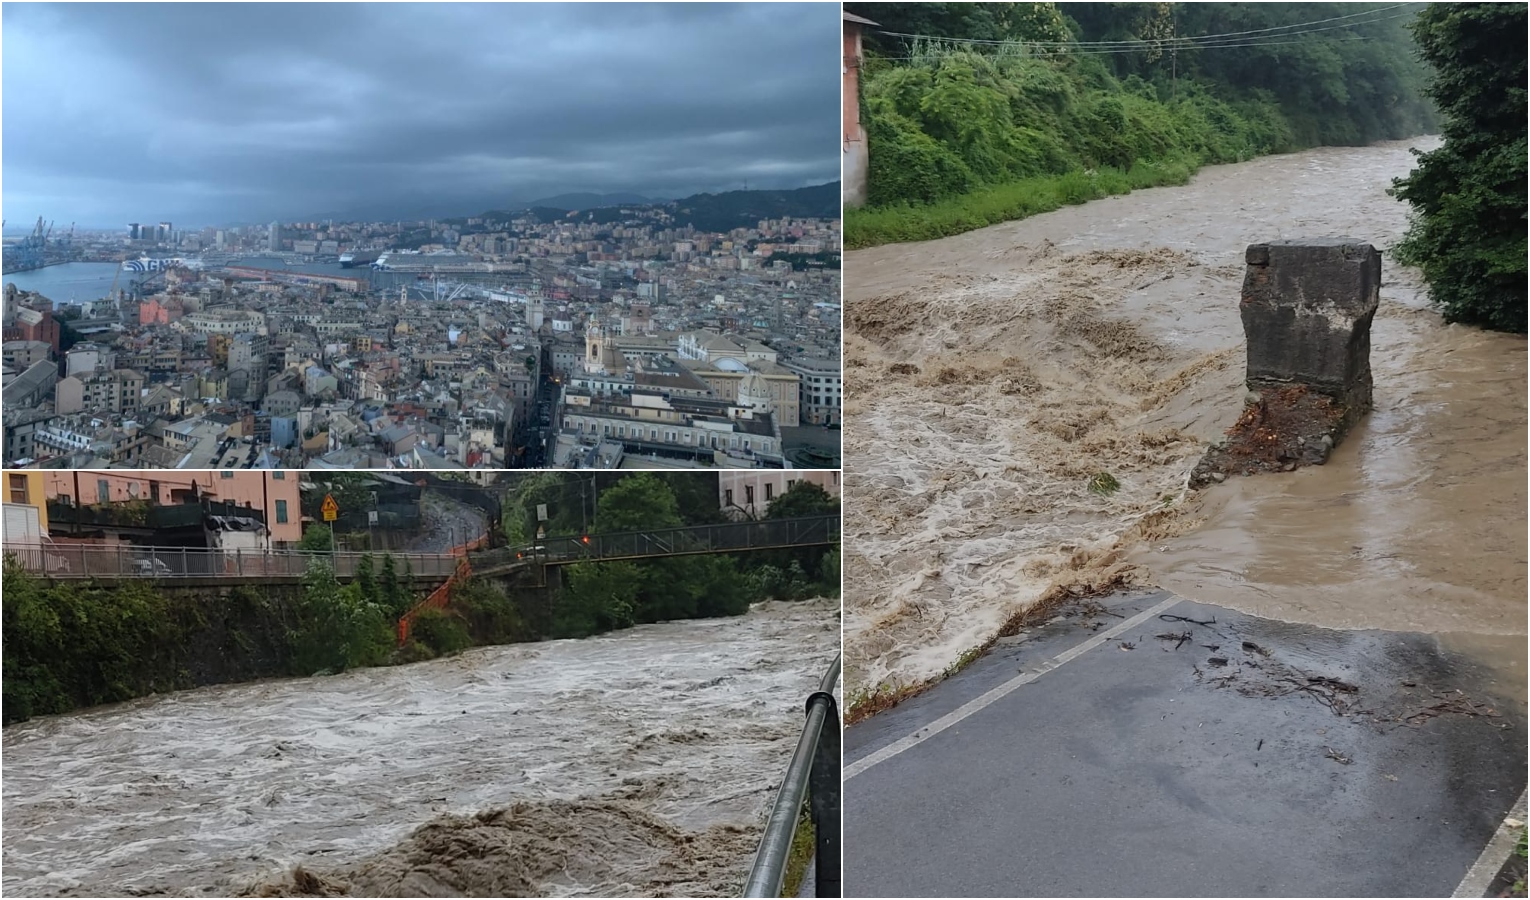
[467,182,840,231]
[526,192,656,210]
[667,182,840,232]
[476,193,657,219]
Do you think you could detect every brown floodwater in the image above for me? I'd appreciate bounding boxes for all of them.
[1,599,841,897]
[843,138,1526,694]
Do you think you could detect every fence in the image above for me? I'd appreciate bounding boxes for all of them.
[394,530,494,644]
[45,499,269,531]
[743,653,842,898]
[472,514,841,572]
[2,542,460,581]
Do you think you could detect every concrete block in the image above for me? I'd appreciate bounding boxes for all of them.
[1240,238,1380,424]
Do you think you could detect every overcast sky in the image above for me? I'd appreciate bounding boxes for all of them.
[2,2,840,229]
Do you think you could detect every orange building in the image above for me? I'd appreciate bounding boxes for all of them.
[42,470,303,545]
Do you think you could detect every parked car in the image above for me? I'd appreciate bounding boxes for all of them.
[132,557,173,576]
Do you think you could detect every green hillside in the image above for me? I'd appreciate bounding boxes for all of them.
[846,2,1436,248]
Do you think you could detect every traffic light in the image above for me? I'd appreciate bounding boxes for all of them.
[581,535,590,544]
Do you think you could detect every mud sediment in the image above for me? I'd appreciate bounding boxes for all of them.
[245,800,756,898]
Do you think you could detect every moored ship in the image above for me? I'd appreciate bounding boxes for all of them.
[338,249,381,268]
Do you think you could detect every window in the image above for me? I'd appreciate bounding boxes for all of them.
[725,489,734,506]
[745,485,755,506]
[275,499,289,524]
[765,482,774,501]
[221,471,233,479]
[97,479,110,503]
[272,471,285,480]
[8,474,26,504]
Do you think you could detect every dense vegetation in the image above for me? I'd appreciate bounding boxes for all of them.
[1391,2,1527,333]
[1,550,422,725]
[4,473,840,723]
[845,2,1437,247]
[499,472,840,640]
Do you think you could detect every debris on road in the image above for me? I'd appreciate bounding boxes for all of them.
[1325,747,1352,765]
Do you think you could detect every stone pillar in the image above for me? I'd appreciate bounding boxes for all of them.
[1240,239,1380,431]
[1190,239,1382,488]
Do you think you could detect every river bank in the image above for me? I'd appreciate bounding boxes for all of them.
[841,137,1526,712]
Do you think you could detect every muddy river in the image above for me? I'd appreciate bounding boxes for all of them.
[1,599,840,897]
[844,138,1526,694]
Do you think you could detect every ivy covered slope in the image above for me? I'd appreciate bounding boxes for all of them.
[1391,3,1527,333]
[845,2,1437,248]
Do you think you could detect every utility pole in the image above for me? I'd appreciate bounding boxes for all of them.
[1171,5,1178,101]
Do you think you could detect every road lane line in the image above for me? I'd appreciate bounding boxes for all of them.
[844,595,1182,781]
[1452,788,1527,898]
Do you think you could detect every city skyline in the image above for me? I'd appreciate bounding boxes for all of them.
[2,2,840,228]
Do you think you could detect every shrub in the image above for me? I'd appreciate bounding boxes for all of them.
[410,607,472,657]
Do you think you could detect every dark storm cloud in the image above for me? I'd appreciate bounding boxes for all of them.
[2,2,840,227]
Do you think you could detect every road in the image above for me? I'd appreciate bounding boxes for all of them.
[844,590,1527,898]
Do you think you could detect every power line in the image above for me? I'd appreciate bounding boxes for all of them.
[875,35,1385,61]
[873,3,1421,50]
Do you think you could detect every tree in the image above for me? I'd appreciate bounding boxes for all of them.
[354,554,376,605]
[765,481,840,519]
[378,553,410,617]
[1392,3,1527,332]
[557,561,642,637]
[298,523,334,554]
[594,473,682,533]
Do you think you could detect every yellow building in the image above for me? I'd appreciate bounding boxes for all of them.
[4,471,49,534]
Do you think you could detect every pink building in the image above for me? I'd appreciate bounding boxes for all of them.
[843,10,878,208]
[719,471,841,519]
[43,470,303,545]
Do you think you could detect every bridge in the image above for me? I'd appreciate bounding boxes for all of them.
[398,514,841,642]
[469,514,841,576]
[0,542,462,586]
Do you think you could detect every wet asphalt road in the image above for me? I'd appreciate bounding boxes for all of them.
[844,590,1527,898]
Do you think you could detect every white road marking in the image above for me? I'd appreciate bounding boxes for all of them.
[844,595,1182,781]
[1452,788,1527,898]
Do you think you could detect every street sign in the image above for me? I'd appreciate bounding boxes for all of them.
[536,504,548,522]
[321,494,339,522]
[368,510,379,526]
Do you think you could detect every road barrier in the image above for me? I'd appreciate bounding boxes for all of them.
[744,653,842,899]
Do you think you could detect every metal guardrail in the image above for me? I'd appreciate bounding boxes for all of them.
[1,543,460,580]
[472,514,841,572]
[744,653,842,899]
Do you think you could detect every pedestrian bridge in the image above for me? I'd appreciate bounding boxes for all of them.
[470,514,841,576]
[400,514,840,642]
[2,514,840,594]
[1,542,461,585]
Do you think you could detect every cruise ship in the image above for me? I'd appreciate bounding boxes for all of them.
[372,249,496,274]
[338,249,381,268]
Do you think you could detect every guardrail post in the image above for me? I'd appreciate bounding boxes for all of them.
[810,692,842,898]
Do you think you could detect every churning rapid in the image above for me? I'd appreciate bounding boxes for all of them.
[844,138,1526,695]
[1,599,840,897]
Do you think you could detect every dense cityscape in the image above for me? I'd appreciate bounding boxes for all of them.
[2,191,842,471]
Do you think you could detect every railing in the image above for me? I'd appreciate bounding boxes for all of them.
[1,542,460,580]
[744,653,842,899]
[473,514,841,572]
[394,531,494,644]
